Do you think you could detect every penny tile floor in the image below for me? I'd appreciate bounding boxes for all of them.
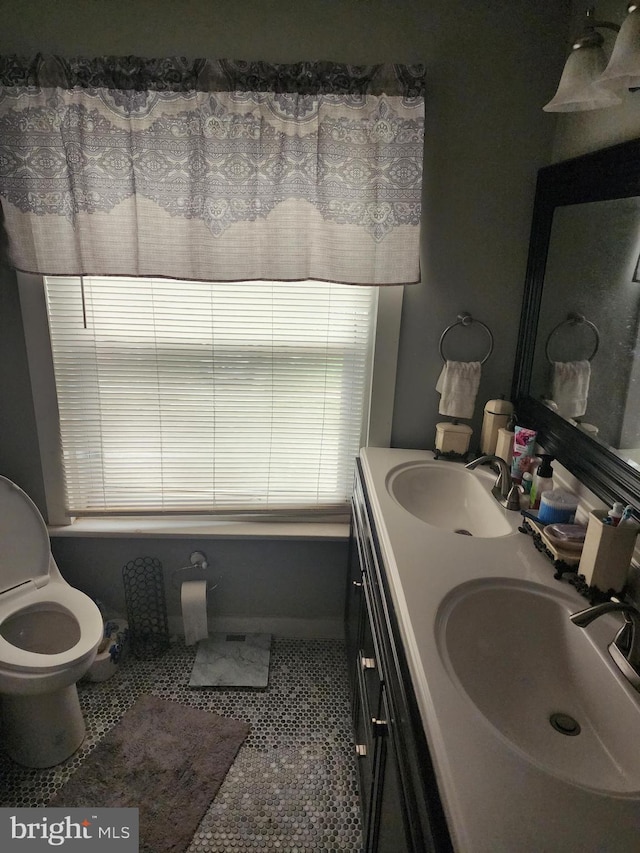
[0,637,362,852]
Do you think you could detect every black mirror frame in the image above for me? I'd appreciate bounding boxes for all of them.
[512,137,640,511]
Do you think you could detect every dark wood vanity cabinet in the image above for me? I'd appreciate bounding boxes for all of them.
[346,460,452,853]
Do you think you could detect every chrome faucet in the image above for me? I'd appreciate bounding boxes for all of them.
[464,454,521,511]
[570,598,640,691]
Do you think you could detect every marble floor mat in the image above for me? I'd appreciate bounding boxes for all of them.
[189,632,271,688]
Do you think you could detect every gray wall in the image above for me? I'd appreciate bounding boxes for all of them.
[51,536,348,639]
[0,0,572,635]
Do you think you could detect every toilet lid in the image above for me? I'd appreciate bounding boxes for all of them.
[0,476,50,595]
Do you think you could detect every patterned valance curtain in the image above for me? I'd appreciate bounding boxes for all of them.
[0,55,425,285]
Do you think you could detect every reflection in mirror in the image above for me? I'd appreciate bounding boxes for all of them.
[513,138,640,511]
[530,198,640,468]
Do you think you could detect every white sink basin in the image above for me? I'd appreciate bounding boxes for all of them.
[436,579,640,793]
[385,461,514,537]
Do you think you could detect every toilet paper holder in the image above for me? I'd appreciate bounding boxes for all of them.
[171,550,218,593]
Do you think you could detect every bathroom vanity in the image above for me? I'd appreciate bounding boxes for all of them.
[346,447,640,853]
[346,456,451,852]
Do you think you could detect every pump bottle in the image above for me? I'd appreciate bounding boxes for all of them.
[530,455,554,510]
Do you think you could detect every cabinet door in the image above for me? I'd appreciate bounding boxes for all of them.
[370,690,412,853]
[355,572,383,841]
[351,463,452,853]
[345,506,364,694]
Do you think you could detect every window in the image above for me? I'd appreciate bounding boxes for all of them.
[20,275,401,524]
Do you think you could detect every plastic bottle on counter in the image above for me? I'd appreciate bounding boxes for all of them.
[511,426,538,484]
[530,454,554,510]
[517,471,534,512]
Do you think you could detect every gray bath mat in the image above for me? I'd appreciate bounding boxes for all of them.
[49,695,249,853]
[189,632,271,688]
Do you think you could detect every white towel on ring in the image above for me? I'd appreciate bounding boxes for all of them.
[436,360,481,419]
[551,360,590,418]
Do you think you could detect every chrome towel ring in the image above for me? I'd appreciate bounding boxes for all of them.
[545,312,600,363]
[439,312,494,364]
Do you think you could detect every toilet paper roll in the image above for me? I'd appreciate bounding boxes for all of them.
[181,579,209,646]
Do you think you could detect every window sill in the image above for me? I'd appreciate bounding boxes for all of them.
[47,516,350,541]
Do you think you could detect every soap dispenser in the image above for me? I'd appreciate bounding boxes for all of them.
[480,397,514,456]
[530,454,554,510]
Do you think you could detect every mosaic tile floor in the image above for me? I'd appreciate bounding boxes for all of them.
[0,637,362,852]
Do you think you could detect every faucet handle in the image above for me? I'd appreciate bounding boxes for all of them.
[571,596,640,689]
[610,598,640,659]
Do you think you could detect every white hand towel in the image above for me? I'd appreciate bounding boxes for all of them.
[551,360,591,419]
[436,360,481,419]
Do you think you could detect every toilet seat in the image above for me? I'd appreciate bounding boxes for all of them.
[0,582,101,673]
[0,476,101,674]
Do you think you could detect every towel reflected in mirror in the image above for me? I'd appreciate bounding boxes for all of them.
[550,360,591,419]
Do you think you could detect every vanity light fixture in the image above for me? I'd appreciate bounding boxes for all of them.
[544,4,640,112]
[599,2,640,88]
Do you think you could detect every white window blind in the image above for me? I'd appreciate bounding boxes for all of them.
[43,277,377,516]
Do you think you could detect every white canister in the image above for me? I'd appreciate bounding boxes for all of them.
[435,421,472,455]
[579,510,639,592]
[480,398,514,455]
[495,426,515,465]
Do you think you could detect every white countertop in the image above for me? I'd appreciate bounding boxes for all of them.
[360,447,640,853]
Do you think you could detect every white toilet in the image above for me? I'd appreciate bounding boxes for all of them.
[0,476,102,768]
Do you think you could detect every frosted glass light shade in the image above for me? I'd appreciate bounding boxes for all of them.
[598,8,640,89]
[543,44,622,111]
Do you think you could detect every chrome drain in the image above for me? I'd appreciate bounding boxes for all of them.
[454,529,473,536]
[550,712,581,736]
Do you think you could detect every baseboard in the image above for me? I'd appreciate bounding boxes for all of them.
[168,615,344,641]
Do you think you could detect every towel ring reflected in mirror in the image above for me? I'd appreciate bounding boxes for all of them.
[544,312,600,364]
[438,312,494,364]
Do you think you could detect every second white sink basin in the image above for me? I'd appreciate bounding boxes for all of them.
[385,461,514,537]
[436,579,640,793]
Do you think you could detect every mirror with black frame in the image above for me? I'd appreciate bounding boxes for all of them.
[512,138,640,511]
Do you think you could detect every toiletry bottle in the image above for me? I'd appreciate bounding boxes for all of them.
[608,502,625,527]
[511,426,537,484]
[530,454,554,510]
[522,471,533,496]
